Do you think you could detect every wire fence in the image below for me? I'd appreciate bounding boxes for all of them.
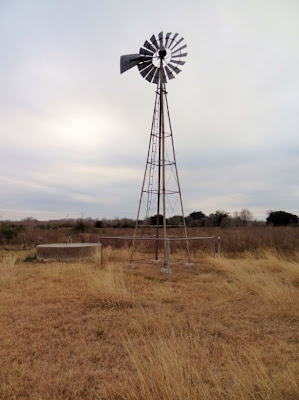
[100,235,222,273]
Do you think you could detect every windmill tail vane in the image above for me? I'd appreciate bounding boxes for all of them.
[120,31,190,270]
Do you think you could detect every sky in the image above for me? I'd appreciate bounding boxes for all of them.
[0,0,298,221]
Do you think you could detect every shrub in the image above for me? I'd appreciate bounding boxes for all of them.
[267,211,299,226]
[0,224,18,241]
[208,210,229,227]
[73,221,88,233]
[95,220,103,228]
[149,214,163,226]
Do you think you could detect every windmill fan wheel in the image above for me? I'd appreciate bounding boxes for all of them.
[120,32,187,84]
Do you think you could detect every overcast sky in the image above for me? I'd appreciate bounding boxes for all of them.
[0,0,298,221]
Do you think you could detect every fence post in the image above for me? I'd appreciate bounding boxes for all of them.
[217,236,221,254]
[161,238,171,279]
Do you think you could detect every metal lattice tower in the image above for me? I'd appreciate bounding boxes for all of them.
[120,31,190,267]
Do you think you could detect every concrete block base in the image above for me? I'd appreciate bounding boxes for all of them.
[36,243,101,261]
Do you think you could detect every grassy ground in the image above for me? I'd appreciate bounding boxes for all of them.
[0,248,298,399]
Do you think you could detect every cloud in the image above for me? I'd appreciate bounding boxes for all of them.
[0,0,299,220]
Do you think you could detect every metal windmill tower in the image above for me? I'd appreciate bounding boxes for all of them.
[120,31,190,269]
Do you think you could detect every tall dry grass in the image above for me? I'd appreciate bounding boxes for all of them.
[0,253,17,288]
[107,332,298,400]
[0,248,298,399]
[206,249,299,307]
[87,265,135,310]
[196,226,299,256]
[5,224,299,259]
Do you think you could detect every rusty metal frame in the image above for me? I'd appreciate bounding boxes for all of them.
[129,63,191,268]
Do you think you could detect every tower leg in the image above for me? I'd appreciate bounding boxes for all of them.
[164,87,191,263]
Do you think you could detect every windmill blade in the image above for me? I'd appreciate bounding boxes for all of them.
[147,66,158,82]
[145,66,158,82]
[164,65,175,80]
[171,52,188,58]
[150,34,159,50]
[171,37,184,51]
[139,63,154,77]
[167,33,178,49]
[170,59,186,66]
[171,44,187,55]
[152,68,160,84]
[120,54,142,74]
[140,54,153,61]
[158,31,164,49]
[168,63,182,75]
[165,32,172,47]
[138,60,152,71]
[143,40,156,53]
[139,64,155,78]
[140,47,154,57]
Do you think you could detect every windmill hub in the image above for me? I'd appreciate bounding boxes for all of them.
[159,49,167,59]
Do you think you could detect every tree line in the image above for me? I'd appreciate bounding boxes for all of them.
[1,210,298,243]
[93,209,299,229]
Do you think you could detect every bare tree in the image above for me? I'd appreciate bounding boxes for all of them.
[239,209,253,225]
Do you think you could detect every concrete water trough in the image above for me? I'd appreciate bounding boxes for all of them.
[36,243,101,261]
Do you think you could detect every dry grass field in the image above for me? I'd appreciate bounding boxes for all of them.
[0,247,299,399]
[4,224,299,257]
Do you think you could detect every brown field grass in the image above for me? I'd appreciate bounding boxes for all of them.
[0,248,298,399]
[4,224,299,258]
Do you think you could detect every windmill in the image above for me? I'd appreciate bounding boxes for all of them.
[120,31,190,270]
